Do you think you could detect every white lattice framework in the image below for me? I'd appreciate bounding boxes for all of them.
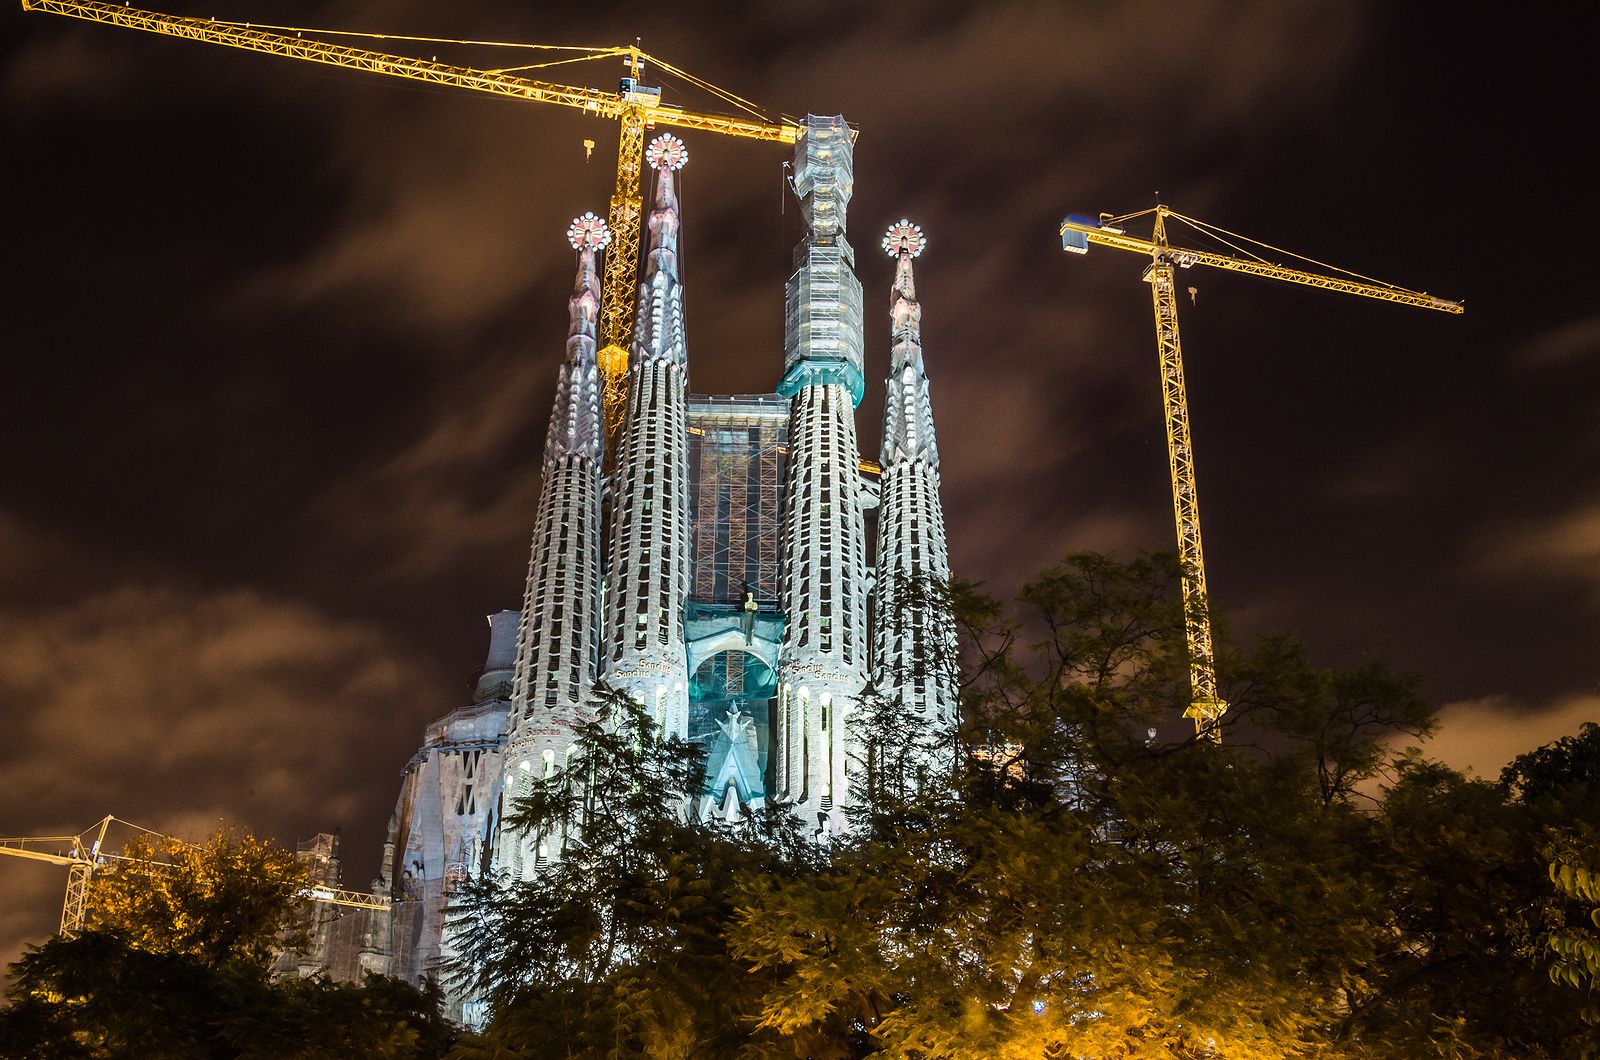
[496,215,609,879]
[774,116,870,835]
[873,221,958,730]
[604,136,693,739]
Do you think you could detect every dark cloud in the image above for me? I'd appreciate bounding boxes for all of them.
[1516,314,1600,371]
[1317,432,1444,505]
[2,0,1594,977]
[0,512,451,972]
[230,100,569,338]
[307,349,550,583]
[1473,499,1600,611]
[0,570,447,826]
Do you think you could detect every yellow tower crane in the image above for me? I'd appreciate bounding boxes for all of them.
[1061,205,1461,739]
[19,0,801,448]
[1,816,390,938]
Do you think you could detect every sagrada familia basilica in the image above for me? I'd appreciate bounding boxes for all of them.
[288,115,956,1019]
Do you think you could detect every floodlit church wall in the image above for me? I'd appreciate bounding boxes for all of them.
[342,111,958,1014]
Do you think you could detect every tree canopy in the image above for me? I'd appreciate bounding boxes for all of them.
[9,554,1592,1057]
[452,552,1600,1058]
[83,829,311,967]
[1,828,455,1059]
[449,688,822,1057]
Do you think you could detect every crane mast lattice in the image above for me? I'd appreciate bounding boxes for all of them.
[1061,205,1461,739]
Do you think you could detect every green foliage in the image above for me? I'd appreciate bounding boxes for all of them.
[1234,637,1434,807]
[449,686,819,1057]
[1505,721,1600,806]
[844,683,957,841]
[0,828,455,1058]
[453,553,1600,1058]
[0,933,454,1058]
[1545,837,1600,1007]
[85,829,311,967]
[1341,759,1580,1055]
[1504,723,1600,1028]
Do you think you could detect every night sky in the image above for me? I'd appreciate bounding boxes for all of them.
[3,1,1595,971]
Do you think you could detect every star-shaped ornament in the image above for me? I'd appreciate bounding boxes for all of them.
[567,211,612,251]
[882,219,926,258]
[645,134,688,171]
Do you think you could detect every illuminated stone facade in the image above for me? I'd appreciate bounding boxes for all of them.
[367,612,516,1023]
[365,115,953,1005]
[873,221,959,733]
[494,210,610,882]
[770,115,872,835]
[602,134,694,749]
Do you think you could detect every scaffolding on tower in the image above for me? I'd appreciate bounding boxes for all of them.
[686,394,790,607]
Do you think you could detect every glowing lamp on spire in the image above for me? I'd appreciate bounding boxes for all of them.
[567,211,611,252]
[645,133,688,171]
[882,219,926,258]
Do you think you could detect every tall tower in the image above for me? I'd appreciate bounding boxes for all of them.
[773,115,871,834]
[496,213,610,880]
[873,221,958,731]
[604,134,693,738]
[348,112,971,1001]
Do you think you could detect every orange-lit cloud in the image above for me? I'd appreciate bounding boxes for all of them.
[1419,694,1599,780]
[0,530,452,977]
[1474,501,1600,610]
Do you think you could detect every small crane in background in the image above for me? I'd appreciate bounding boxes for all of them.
[1061,205,1462,739]
[1,816,390,938]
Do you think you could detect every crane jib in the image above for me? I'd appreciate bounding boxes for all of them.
[20,0,802,455]
[1059,215,1462,314]
[21,0,799,142]
[1057,205,1461,739]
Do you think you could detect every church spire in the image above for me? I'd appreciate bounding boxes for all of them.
[873,219,958,736]
[629,133,689,369]
[543,212,609,464]
[495,214,612,880]
[603,134,693,739]
[880,220,938,467]
[644,134,686,284]
[773,115,870,837]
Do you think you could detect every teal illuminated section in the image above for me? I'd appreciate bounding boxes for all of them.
[685,602,783,805]
[684,601,784,701]
[776,357,864,405]
[689,656,776,702]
